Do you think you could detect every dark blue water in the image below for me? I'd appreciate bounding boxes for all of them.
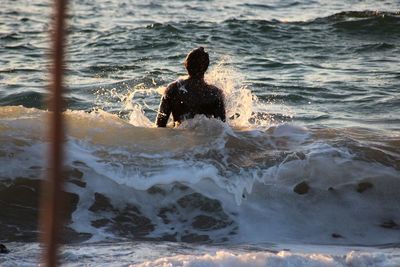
[1,0,399,130]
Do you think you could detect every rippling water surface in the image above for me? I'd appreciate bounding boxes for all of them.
[2,0,399,131]
[1,0,400,266]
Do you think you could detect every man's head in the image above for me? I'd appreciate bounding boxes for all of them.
[184,47,209,78]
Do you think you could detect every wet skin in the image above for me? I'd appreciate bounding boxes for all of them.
[156,77,226,127]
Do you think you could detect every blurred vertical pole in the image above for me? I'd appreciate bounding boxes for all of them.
[40,0,68,266]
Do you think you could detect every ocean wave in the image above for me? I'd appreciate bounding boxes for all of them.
[110,10,396,48]
[238,2,301,10]
[131,249,400,267]
[1,106,399,244]
[145,23,183,33]
[265,93,311,103]
[352,42,396,53]
[84,64,141,73]
[219,10,400,34]
[2,241,400,266]
[3,43,38,51]
[310,11,400,35]
[0,33,23,41]
[325,11,400,20]
[0,92,88,110]
[223,18,278,28]
[0,91,45,108]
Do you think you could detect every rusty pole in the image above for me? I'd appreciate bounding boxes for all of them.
[40,0,68,266]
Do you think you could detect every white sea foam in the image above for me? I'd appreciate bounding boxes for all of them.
[131,249,400,267]
[1,106,399,246]
[2,242,399,267]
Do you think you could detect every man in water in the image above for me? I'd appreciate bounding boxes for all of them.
[155,47,226,127]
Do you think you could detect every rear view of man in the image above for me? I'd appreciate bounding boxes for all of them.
[156,47,226,127]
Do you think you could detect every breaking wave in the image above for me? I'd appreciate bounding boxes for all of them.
[1,106,399,245]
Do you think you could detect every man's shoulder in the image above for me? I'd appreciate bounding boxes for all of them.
[208,84,221,91]
[207,84,224,97]
[164,80,181,95]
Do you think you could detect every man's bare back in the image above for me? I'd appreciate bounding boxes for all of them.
[156,47,226,127]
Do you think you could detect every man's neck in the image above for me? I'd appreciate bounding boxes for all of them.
[188,75,204,82]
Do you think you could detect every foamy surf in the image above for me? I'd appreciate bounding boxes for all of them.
[1,106,399,247]
[1,242,399,266]
[130,248,400,267]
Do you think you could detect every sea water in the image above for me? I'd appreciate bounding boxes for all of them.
[1,0,399,266]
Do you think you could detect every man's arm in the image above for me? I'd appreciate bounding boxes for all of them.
[155,85,174,127]
[156,95,171,127]
[215,90,226,122]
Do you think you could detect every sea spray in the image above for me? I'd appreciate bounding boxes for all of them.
[205,58,256,128]
[93,58,279,129]
[123,83,161,127]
